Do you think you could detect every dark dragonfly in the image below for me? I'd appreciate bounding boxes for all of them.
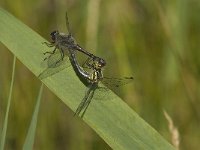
[42,12,95,66]
[39,11,97,79]
[67,49,133,117]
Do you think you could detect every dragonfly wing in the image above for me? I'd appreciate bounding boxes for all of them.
[102,77,134,89]
[38,52,71,79]
[47,51,65,68]
[74,85,94,117]
[74,95,88,117]
[80,90,94,118]
[65,11,72,35]
[93,85,113,101]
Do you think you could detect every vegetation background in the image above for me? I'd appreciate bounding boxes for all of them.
[0,0,200,149]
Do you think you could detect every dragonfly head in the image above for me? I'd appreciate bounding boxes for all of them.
[50,30,59,42]
[93,57,106,69]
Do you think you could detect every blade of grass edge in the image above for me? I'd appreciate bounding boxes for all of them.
[23,84,44,150]
[0,56,16,150]
[0,7,175,150]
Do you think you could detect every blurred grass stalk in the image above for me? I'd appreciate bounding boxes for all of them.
[23,84,43,150]
[0,56,16,150]
[86,0,101,51]
[154,0,200,120]
[164,110,180,150]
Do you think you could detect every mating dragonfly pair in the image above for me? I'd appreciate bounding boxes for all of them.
[38,12,133,118]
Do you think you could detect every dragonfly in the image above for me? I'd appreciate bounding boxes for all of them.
[39,11,98,79]
[42,11,95,66]
[67,48,133,117]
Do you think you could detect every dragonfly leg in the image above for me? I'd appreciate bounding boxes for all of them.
[54,49,64,65]
[82,57,93,69]
[43,46,57,55]
[43,47,58,61]
[82,57,89,68]
[42,41,54,47]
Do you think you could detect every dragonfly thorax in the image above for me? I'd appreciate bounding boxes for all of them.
[66,34,76,45]
[89,69,103,84]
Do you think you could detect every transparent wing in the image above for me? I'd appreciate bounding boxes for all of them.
[38,52,71,79]
[74,84,97,117]
[74,88,94,118]
[92,77,134,100]
[91,86,119,101]
[65,11,72,35]
[102,77,134,89]
[74,84,113,117]
[74,77,134,116]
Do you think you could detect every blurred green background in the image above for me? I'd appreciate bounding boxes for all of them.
[0,0,200,149]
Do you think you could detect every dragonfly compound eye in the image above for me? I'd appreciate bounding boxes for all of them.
[99,58,106,67]
[94,57,106,68]
[50,30,58,41]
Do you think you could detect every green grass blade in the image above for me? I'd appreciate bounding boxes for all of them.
[0,56,16,150]
[23,84,44,150]
[0,7,175,149]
